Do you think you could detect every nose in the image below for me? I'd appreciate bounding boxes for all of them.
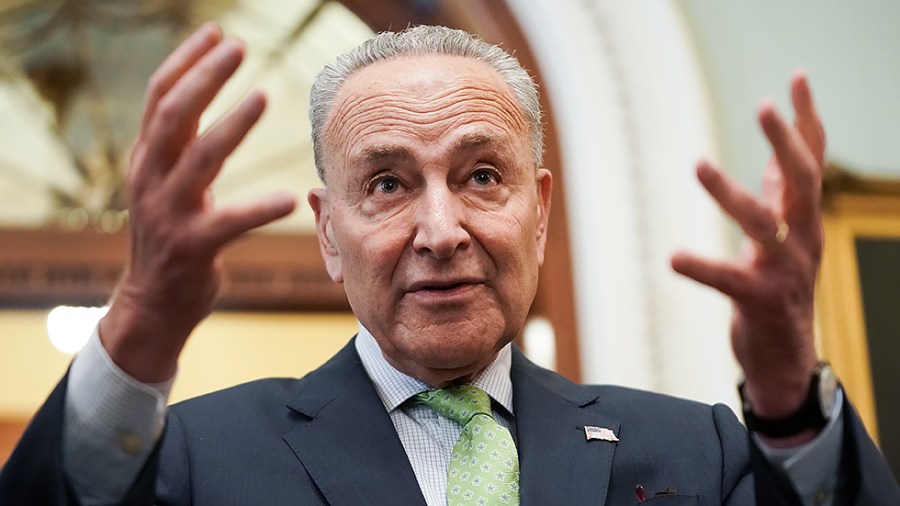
[412,185,470,259]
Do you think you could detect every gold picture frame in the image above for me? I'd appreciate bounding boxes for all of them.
[818,164,900,444]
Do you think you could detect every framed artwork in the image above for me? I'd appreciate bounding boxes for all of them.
[818,163,900,477]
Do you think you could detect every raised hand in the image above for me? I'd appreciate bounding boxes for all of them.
[672,72,826,438]
[99,24,297,382]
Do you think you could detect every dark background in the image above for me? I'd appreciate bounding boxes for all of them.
[856,238,900,479]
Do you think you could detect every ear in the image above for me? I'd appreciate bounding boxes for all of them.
[534,168,553,266]
[308,188,343,284]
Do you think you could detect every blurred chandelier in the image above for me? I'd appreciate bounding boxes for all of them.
[0,0,372,233]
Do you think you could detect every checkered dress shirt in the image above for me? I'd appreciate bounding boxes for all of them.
[355,326,515,506]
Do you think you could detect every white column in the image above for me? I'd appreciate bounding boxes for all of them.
[507,0,740,410]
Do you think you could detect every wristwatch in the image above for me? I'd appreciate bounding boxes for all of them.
[739,361,838,438]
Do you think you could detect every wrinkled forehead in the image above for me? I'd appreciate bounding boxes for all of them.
[321,55,531,170]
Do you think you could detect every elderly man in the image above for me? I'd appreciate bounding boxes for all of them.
[1,23,898,506]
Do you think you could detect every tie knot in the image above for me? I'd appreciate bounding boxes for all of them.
[415,385,493,426]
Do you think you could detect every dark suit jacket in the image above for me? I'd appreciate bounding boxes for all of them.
[2,339,898,505]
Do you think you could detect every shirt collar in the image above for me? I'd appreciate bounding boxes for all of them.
[355,324,514,416]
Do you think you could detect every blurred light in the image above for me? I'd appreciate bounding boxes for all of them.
[47,305,109,355]
[523,316,557,371]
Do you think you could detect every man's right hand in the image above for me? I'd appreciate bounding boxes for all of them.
[99,23,296,383]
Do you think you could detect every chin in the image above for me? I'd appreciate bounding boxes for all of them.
[403,323,509,370]
[366,305,520,377]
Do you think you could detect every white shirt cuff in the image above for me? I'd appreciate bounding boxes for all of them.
[755,388,845,506]
[63,325,174,506]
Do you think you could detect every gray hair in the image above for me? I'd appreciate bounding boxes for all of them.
[309,25,543,182]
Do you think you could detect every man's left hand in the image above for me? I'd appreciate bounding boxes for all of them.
[672,72,826,445]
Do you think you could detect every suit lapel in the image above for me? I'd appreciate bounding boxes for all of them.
[512,348,619,506]
[282,341,427,506]
[280,341,619,505]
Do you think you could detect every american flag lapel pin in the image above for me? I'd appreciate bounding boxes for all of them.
[584,425,619,442]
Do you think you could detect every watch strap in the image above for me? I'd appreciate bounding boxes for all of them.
[739,363,831,438]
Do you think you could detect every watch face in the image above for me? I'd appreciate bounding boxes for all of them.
[818,364,838,417]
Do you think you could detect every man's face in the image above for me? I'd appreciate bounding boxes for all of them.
[309,55,552,387]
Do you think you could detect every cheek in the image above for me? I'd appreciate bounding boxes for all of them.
[474,201,541,288]
[334,213,411,290]
[481,197,540,256]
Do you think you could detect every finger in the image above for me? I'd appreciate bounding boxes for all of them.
[758,101,820,228]
[143,38,246,176]
[141,23,222,132]
[758,158,784,211]
[671,251,755,301]
[790,71,826,167]
[169,90,267,202]
[696,160,779,243]
[196,192,297,252]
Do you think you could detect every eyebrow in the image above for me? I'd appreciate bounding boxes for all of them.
[355,132,500,164]
[454,132,497,151]
[358,144,412,164]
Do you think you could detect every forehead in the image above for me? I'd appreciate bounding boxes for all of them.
[323,55,530,167]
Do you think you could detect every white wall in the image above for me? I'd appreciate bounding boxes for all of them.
[509,0,738,410]
[509,0,900,411]
[680,1,900,187]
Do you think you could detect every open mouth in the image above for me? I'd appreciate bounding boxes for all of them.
[421,281,468,291]
[407,280,482,299]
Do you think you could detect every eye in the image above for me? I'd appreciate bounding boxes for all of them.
[368,174,402,194]
[378,177,400,193]
[470,167,499,186]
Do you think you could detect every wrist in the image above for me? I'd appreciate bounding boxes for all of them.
[741,372,812,418]
[739,361,837,442]
[740,351,818,417]
[98,300,184,384]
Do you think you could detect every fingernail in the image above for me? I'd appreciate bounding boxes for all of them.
[270,192,297,209]
[198,21,222,41]
[202,21,220,33]
[246,89,267,105]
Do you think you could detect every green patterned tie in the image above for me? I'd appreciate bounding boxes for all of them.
[415,386,520,506]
